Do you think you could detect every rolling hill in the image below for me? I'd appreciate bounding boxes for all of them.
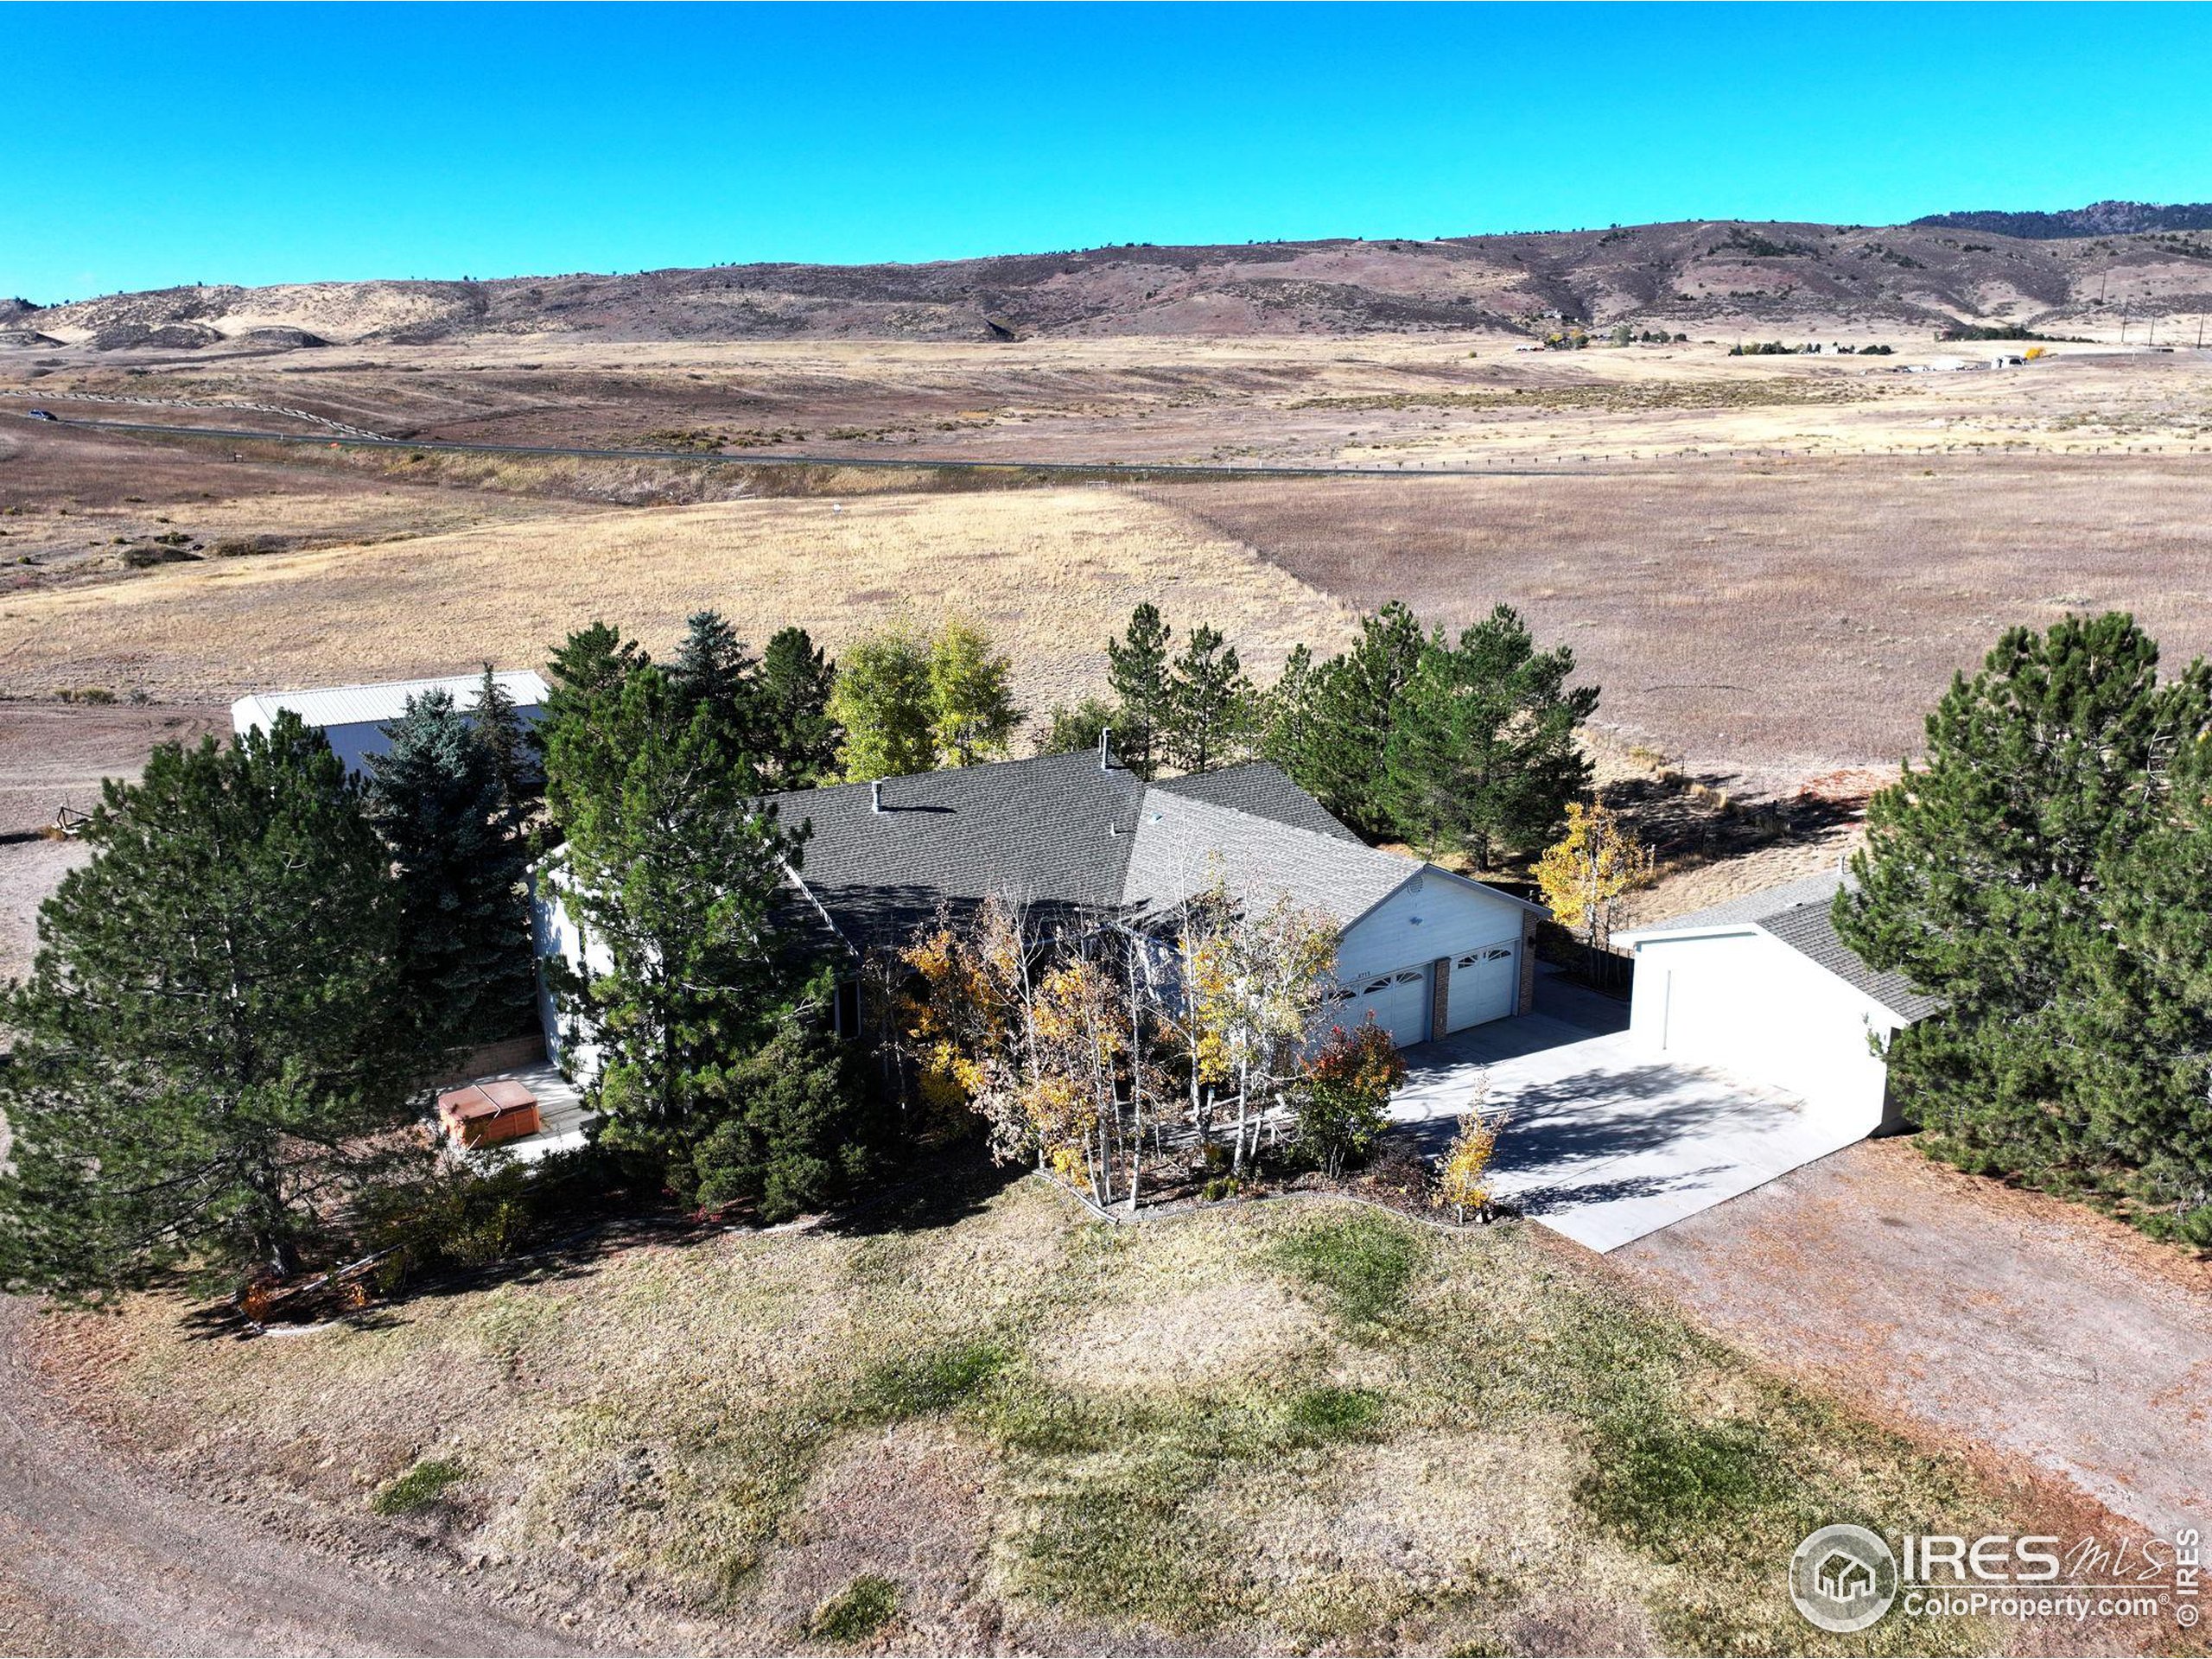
[7,205,2212,350]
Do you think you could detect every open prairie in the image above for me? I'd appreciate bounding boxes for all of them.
[6,335,2212,804]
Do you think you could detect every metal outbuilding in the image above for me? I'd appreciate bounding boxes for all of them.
[229,670,550,775]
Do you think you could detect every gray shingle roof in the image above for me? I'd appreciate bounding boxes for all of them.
[1619,870,1941,1024]
[1152,764,1363,844]
[765,753,1403,951]
[1122,791,1417,930]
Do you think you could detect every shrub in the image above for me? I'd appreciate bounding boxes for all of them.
[1294,1020,1406,1177]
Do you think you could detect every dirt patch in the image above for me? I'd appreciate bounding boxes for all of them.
[1039,1276,1326,1392]
[0,835,87,984]
[755,1423,1001,1652]
[0,701,228,834]
[1616,1138,2212,1540]
[1147,453,2212,780]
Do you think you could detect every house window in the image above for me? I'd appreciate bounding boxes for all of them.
[834,979,861,1039]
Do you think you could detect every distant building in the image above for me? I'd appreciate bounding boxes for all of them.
[230,670,550,776]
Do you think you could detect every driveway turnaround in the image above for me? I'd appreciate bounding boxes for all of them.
[1390,970,1863,1252]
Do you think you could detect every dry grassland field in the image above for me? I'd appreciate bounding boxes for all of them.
[24,1177,2146,1658]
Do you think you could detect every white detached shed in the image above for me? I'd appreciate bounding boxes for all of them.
[1616,873,1939,1141]
[231,671,550,776]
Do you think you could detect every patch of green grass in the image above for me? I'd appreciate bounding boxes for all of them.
[807,1573,899,1644]
[1285,1382,1389,1441]
[1267,1211,1421,1329]
[855,1339,1008,1421]
[1579,1412,1783,1552]
[370,1456,467,1516]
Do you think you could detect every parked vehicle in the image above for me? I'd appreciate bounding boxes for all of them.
[26,409,58,422]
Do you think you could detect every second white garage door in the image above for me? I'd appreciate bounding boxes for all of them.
[1337,964,1431,1047]
[1446,941,1519,1033]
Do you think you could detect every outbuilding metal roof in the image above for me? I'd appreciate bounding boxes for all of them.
[1618,870,1941,1024]
[231,670,550,734]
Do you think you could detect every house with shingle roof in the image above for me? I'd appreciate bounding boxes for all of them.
[534,744,1544,1074]
[1616,870,1937,1140]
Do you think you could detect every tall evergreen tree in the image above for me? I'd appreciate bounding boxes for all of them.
[1376,607,1596,868]
[1106,603,1174,779]
[2079,712,2212,1216]
[546,667,815,1153]
[540,622,648,828]
[1162,624,1253,775]
[0,716,427,1293]
[928,620,1023,766]
[1280,602,1427,837]
[366,690,534,1054]
[672,608,760,763]
[1838,612,2199,1174]
[472,663,532,813]
[827,622,936,781]
[1257,644,1319,775]
[754,626,842,789]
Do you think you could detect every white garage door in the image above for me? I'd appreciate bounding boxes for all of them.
[1334,964,1431,1048]
[1446,941,1518,1033]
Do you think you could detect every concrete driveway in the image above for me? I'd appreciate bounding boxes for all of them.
[1391,969,1863,1252]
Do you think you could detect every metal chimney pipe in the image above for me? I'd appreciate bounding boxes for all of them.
[1099,728,1114,772]
[871,779,883,814]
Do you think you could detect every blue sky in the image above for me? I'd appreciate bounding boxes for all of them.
[8,3,2209,303]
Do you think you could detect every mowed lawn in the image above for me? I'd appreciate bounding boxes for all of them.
[44,1176,2023,1656]
[0,487,1355,713]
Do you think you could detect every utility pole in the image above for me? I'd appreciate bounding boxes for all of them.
[2120,301,2130,345]
[2197,313,2206,349]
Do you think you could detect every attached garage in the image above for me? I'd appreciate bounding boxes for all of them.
[1337,963,1433,1047]
[1330,868,1543,1051]
[1618,874,1939,1141]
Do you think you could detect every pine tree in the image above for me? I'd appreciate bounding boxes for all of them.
[1376,607,1597,868]
[540,622,648,828]
[1257,644,1318,774]
[672,608,760,763]
[366,689,534,1054]
[2081,715,2212,1224]
[0,716,428,1293]
[1281,603,1427,837]
[827,622,937,781]
[546,667,817,1160]
[1837,613,2194,1174]
[928,620,1023,766]
[1162,624,1253,775]
[472,663,531,814]
[1106,603,1173,779]
[754,626,842,789]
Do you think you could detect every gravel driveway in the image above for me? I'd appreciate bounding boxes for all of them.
[1615,1139,2212,1540]
[0,1302,584,1658]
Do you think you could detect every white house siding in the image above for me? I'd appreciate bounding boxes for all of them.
[1333,872,1529,1046]
[530,870,609,1081]
[1628,928,1900,1139]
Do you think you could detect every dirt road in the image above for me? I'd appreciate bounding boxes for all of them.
[1617,1139,2212,1541]
[0,1302,585,1658]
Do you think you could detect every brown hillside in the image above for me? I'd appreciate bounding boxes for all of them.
[16,217,2212,350]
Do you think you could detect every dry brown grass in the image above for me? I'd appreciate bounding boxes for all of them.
[38,1179,2041,1656]
[0,487,1357,713]
[1147,453,2212,782]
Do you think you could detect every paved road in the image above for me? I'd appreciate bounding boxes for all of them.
[0,1301,584,1657]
